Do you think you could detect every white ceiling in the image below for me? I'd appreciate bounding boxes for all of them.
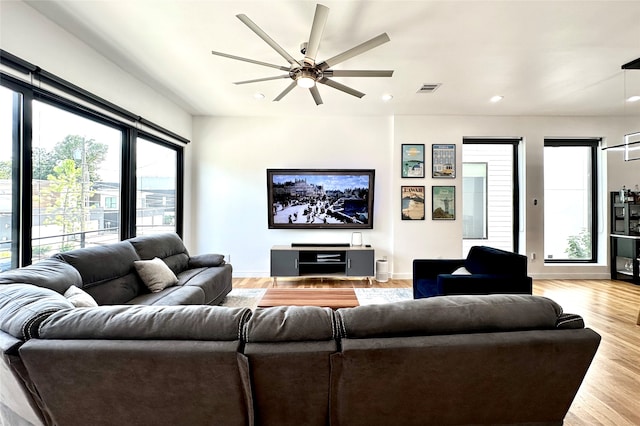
[25,0,640,118]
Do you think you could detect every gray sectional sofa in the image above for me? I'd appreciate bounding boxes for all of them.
[0,233,232,306]
[0,287,600,426]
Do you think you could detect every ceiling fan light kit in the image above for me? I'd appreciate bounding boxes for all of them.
[211,3,394,105]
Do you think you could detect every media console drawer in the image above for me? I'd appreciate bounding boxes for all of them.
[270,245,374,283]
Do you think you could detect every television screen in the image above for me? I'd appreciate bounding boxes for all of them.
[267,169,375,229]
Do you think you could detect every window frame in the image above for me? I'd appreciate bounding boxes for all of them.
[543,138,599,264]
[1,63,186,267]
[462,138,521,253]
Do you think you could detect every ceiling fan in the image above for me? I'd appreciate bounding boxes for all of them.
[211,3,393,105]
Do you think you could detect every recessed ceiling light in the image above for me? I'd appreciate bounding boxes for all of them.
[627,95,640,103]
[490,95,504,103]
[253,93,265,100]
[382,94,393,102]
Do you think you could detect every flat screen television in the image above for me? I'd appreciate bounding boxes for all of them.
[267,168,375,229]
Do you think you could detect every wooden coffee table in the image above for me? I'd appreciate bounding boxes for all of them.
[257,288,359,309]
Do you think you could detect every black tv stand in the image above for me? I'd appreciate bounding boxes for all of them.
[271,245,374,285]
[291,243,351,247]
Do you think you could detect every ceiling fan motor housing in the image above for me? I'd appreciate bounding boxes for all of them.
[291,67,322,82]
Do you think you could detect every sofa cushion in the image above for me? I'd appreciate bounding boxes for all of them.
[127,285,205,306]
[38,305,252,341]
[134,258,178,293]
[245,306,336,343]
[0,259,82,294]
[63,285,98,308]
[0,284,73,340]
[128,233,190,274]
[54,241,143,305]
[336,294,564,339]
[177,264,233,305]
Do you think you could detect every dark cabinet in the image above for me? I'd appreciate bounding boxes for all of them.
[610,192,640,283]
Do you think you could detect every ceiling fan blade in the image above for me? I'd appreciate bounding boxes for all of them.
[309,85,323,105]
[274,81,297,102]
[318,33,390,71]
[303,4,329,65]
[211,51,291,71]
[234,75,291,85]
[325,70,394,78]
[236,14,301,67]
[318,78,365,98]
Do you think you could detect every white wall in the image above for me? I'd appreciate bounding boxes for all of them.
[0,1,192,140]
[193,114,638,279]
[191,116,393,276]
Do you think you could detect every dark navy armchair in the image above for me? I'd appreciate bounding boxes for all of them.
[413,246,533,299]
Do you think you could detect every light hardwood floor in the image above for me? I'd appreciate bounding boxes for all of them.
[232,277,640,426]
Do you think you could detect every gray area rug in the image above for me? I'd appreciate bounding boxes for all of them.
[219,288,413,310]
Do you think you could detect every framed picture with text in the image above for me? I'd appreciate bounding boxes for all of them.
[432,186,455,220]
[401,144,425,178]
[432,144,456,178]
[401,186,425,220]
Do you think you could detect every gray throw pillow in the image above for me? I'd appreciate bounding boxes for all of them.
[64,285,98,307]
[134,257,179,293]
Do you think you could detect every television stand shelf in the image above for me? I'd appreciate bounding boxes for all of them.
[270,245,375,285]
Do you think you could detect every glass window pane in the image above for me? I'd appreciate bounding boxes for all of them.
[543,145,593,261]
[462,163,487,239]
[32,101,122,260]
[136,138,177,235]
[0,86,20,271]
[462,143,514,253]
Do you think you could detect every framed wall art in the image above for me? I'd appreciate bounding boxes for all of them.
[432,186,455,220]
[401,144,425,178]
[432,144,456,178]
[401,186,425,220]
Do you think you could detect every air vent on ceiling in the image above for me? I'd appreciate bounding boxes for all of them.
[417,83,441,93]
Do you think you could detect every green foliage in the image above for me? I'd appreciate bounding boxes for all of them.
[41,159,94,237]
[565,229,591,259]
[33,135,108,182]
[43,159,82,231]
[32,147,57,180]
[32,245,52,258]
[51,135,108,182]
[0,161,12,179]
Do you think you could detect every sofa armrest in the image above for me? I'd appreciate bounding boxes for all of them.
[413,259,465,280]
[437,274,533,295]
[188,253,226,268]
[0,284,73,340]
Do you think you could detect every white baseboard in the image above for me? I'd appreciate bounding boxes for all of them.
[529,272,611,280]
